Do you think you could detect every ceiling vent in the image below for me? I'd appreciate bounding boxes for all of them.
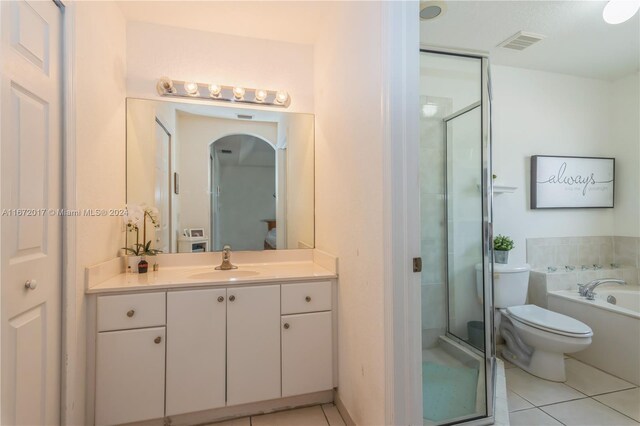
[498,31,545,51]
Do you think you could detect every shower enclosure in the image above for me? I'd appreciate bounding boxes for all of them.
[419,50,495,425]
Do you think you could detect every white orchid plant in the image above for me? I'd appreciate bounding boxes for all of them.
[122,204,162,256]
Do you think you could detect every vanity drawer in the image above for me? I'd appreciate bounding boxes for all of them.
[98,292,166,332]
[281,281,331,314]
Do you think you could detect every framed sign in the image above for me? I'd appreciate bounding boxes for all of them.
[531,155,614,209]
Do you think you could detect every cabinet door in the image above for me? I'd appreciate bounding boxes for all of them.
[166,289,226,416]
[282,311,333,397]
[227,285,281,405]
[95,327,165,426]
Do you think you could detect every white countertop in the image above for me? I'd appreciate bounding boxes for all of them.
[86,261,337,294]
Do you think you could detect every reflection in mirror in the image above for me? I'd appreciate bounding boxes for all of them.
[126,98,314,253]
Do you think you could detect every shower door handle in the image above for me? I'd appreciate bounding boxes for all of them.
[413,257,422,273]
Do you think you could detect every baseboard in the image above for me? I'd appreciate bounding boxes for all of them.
[334,390,356,426]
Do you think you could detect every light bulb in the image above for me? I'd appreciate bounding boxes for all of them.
[157,76,175,94]
[208,84,222,97]
[233,87,245,100]
[184,81,199,96]
[275,91,289,105]
[603,0,640,24]
[255,89,268,102]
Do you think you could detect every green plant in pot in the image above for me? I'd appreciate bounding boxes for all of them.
[493,234,514,264]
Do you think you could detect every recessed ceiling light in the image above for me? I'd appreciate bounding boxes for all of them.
[603,0,640,24]
[420,1,447,21]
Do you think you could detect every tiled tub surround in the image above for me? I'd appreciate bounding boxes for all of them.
[527,236,639,308]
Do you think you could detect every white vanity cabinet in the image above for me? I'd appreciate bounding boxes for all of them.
[227,285,281,405]
[166,288,227,416]
[95,293,167,426]
[91,279,335,425]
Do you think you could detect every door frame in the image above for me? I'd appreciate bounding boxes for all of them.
[380,2,422,425]
[59,1,77,424]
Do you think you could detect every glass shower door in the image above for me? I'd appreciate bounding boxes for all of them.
[419,50,494,426]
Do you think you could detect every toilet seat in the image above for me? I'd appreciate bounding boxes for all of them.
[506,305,593,338]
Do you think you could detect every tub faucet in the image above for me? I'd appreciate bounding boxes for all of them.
[582,278,626,300]
[215,245,238,270]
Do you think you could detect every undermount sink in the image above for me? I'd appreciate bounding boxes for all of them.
[189,270,260,280]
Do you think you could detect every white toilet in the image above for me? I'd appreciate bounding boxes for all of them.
[476,263,593,382]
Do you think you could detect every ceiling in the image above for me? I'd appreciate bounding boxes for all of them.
[421,1,640,80]
[117,1,335,45]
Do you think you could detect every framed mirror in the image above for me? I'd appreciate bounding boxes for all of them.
[126,98,314,253]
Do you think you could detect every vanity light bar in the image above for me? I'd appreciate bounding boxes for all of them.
[156,77,291,108]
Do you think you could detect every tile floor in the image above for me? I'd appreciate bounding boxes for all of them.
[209,404,346,426]
[502,355,640,426]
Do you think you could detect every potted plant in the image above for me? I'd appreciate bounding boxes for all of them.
[122,205,162,273]
[493,234,514,264]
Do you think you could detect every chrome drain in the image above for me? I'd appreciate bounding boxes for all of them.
[607,295,617,305]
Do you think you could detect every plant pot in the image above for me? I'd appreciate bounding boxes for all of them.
[138,258,149,274]
[126,255,142,273]
[494,250,509,264]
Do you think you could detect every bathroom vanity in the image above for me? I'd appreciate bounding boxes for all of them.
[84,251,338,426]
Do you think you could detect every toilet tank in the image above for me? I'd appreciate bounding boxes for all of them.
[476,263,531,308]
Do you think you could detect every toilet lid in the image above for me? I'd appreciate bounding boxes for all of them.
[507,305,593,337]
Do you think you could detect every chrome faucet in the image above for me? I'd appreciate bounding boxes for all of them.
[579,278,626,300]
[215,245,238,270]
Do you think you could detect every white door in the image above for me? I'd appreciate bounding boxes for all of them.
[281,311,333,397]
[227,285,280,406]
[166,289,226,416]
[154,119,171,253]
[0,1,62,425]
[95,327,166,426]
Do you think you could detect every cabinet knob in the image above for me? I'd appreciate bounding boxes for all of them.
[305,296,311,302]
[283,323,290,329]
[24,279,37,290]
[229,295,236,302]
[126,309,135,318]
[217,296,224,302]
[154,336,162,344]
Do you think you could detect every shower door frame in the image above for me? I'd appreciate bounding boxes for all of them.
[421,49,496,426]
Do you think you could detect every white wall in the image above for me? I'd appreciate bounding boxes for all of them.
[70,3,127,425]
[126,21,314,113]
[176,113,277,245]
[314,3,386,424]
[610,72,640,238]
[283,114,315,249]
[492,65,616,265]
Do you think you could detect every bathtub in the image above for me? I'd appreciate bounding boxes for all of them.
[548,286,640,385]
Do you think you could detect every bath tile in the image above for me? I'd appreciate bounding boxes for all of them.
[505,368,586,406]
[252,406,328,426]
[508,390,534,412]
[321,404,346,426]
[555,244,578,268]
[622,267,640,286]
[546,272,577,292]
[594,388,640,422]
[578,244,601,267]
[600,241,614,266]
[564,359,636,396]
[509,408,562,426]
[540,398,639,425]
[206,417,251,426]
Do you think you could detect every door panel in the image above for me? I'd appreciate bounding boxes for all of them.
[166,289,226,416]
[95,327,166,426]
[1,1,62,425]
[227,285,281,406]
[154,119,170,253]
[281,311,333,397]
